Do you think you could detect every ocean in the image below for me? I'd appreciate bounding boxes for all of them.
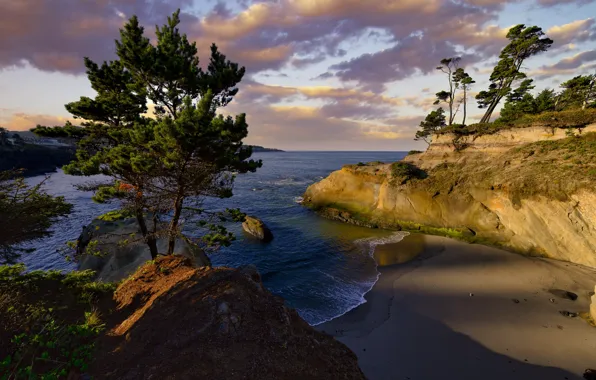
[21,151,407,325]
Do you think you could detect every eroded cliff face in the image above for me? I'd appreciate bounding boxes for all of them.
[304,129,596,268]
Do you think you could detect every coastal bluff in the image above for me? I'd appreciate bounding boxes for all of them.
[303,124,596,268]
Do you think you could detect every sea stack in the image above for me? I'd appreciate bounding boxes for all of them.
[242,216,274,242]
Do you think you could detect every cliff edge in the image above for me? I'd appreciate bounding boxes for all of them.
[304,125,596,268]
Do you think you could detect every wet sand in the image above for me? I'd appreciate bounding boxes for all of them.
[319,234,596,380]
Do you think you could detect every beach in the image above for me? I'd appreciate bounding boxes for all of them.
[319,234,596,380]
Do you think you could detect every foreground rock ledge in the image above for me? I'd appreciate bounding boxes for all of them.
[91,256,364,379]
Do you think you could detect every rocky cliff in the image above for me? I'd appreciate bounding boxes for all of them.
[1,256,364,379]
[304,127,596,268]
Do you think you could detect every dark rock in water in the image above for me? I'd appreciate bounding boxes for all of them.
[559,310,579,318]
[549,289,578,301]
[77,217,211,282]
[242,216,273,242]
[584,369,596,380]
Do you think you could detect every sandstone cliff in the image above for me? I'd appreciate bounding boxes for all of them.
[304,128,596,268]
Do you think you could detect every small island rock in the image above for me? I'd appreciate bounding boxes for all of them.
[242,216,273,242]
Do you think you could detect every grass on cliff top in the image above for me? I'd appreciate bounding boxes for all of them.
[406,132,596,202]
[437,109,596,137]
[0,264,116,378]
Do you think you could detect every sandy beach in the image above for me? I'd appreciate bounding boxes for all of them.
[319,234,596,380]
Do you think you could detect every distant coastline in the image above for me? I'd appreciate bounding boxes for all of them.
[249,145,284,152]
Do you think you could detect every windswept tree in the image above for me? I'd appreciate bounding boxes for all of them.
[497,79,537,123]
[35,10,261,259]
[476,25,553,123]
[558,74,596,110]
[0,170,72,263]
[452,68,475,125]
[434,57,461,125]
[415,108,446,146]
[534,88,556,113]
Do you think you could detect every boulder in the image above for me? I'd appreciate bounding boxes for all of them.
[591,285,596,321]
[77,217,211,282]
[242,216,273,242]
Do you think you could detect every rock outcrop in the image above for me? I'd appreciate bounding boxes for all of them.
[591,286,596,321]
[77,217,211,282]
[90,256,365,379]
[242,216,274,242]
[304,129,596,268]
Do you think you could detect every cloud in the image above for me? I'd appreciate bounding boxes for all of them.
[0,0,192,73]
[536,0,595,7]
[0,113,77,131]
[547,18,596,49]
[531,50,596,79]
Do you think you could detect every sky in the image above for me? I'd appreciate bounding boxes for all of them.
[0,0,595,151]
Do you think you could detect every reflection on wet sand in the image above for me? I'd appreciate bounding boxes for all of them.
[373,233,426,267]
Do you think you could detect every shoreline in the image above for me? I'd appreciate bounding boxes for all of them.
[319,234,596,380]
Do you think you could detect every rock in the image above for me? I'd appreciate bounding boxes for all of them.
[591,286,596,321]
[90,256,365,379]
[584,369,596,380]
[242,216,273,242]
[559,310,578,318]
[549,289,578,301]
[512,299,520,304]
[302,126,596,268]
[77,217,211,282]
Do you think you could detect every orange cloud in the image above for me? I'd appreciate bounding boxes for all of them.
[1,113,77,131]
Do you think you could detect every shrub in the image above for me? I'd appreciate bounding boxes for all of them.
[407,150,423,155]
[390,162,427,185]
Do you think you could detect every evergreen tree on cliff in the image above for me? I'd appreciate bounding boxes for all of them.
[452,68,475,125]
[415,108,446,146]
[434,57,461,126]
[35,10,261,259]
[476,25,553,123]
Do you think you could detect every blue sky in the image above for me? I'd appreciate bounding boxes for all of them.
[0,0,595,150]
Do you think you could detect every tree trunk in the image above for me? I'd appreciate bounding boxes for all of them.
[462,88,467,125]
[167,196,184,255]
[136,210,159,259]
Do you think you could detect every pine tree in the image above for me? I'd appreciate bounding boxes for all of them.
[476,25,553,123]
[558,74,596,110]
[415,108,446,146]
[452,68,475,125]
[0,170,72,263]
[35,10,261,259]
[434,58,461,125]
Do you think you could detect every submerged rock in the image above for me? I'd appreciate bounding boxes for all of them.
[242,215,273,242]
[77,217,211,282]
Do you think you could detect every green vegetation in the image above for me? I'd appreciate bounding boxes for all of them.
[407,150,423,155]
[476,25,553,123]
[34,10,260,259]
[97,210,134,222]
[415,108,446,146]
[0,264,116,379]
[0,170,72,264]
[390,162,427,185]
[436,109,596,137]
[409,132,596,202]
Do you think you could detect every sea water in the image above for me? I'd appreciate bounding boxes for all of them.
[21,151,407,325]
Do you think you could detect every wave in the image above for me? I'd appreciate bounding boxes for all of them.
[310,232,410,326]
[293,196,304,204]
